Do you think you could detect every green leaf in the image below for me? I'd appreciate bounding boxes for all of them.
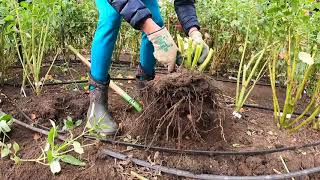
[47,150,53,163]
[3,15,14,22]
[20,1,29,8]
[47,128,55,147]
[61,155,86,166]
[50,160,61,174]
[0,114,12,122]
[72,141,84,154]
[12,156,21,164]
[63,117,74,130]
[48,120,57,147]
[0,120,11,132]
[13,142,20,154]
[75,120,82,127]
[1,146,10,158]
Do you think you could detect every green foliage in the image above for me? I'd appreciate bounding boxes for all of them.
[0,112,13,159]
[8,119,92,174]
[177,35,214,72]
[0,0,17,84]
[7,0,61,95]
[59,0,97,49]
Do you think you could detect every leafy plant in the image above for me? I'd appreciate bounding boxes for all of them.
[10,0,59,95]
[233,29,271,117]
[0,0,17,84]
[0,113,13,158]
[8,119,94,174]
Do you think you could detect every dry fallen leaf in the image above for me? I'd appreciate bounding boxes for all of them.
[33,133,41,140]
[30,113,37,121]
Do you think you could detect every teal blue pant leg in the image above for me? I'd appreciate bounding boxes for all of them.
[90,0,121,83]
[139,0,164,76]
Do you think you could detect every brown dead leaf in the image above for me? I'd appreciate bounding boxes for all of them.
[33,133,41,140]
[30,113,37,121]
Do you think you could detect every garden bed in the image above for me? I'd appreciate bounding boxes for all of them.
[1,65,320,179]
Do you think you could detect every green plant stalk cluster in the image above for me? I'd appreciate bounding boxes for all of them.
[12,1,59,96]
[269,32,319,131]
[177,34,214,72]
[234,29,270,114]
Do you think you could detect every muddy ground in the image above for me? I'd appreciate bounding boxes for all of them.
[0,62,320,180]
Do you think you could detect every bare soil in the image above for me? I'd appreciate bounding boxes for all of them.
[0,64,320,180]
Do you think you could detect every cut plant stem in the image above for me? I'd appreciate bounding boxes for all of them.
[198,48,214,72]
[185,38,194,68]
[177,34,184,55]
[191,44,203,69]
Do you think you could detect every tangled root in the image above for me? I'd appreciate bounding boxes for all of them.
[129,70,225,145]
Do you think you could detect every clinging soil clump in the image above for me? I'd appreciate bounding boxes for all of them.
[129,69,226,144]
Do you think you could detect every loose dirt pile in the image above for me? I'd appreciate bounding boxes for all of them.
[127,70,225,145]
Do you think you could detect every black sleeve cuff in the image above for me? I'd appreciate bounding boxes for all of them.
[174,0,200,34]
[108,0,152,30]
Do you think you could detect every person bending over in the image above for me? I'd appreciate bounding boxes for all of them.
[88,0,209,135]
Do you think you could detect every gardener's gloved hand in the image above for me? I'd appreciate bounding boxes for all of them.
[189,30,210,64]
[147,27,178,73]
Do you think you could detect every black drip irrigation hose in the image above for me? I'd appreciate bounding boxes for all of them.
[2,78,135,87]
[102,148,320,180]
[3,89,319,157]
[85,136,320,156]
[2,111,320,179]
[2,75,272,88]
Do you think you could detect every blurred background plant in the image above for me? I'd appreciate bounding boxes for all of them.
[0,0,17,84]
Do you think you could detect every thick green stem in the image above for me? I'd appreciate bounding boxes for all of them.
[269,49,280,125]
[198,49,214,72]
[290,106,320,132]
[191,44,203,69]
[288,78,320,128]
[185,38,193,68]
[235,29,249,105]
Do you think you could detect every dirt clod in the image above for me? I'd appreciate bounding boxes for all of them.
[127,70,225,145]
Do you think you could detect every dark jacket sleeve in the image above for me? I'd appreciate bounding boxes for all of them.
[107,0,152,30]
[174,0,200,34]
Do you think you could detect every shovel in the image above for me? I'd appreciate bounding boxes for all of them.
[68,45,142,112]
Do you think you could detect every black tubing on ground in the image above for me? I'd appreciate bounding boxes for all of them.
[102,148,320,180]
[85,136,320,156]
[2,112,319,179]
